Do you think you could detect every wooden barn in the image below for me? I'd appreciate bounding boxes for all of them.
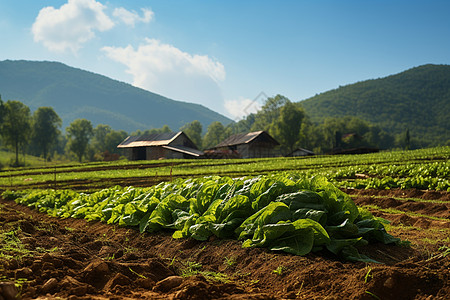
[210,131,280,159]
[117,131,203,160]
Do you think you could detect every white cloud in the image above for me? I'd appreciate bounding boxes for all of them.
[113,7,154,27]
[32,0,114,53]
[224,97,261,120]
[102,38,226,108]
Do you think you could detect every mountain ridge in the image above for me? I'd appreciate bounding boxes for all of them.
[299,64,450,146]
[0,60,232,132]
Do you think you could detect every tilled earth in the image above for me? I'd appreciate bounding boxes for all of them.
[0,188,449,300]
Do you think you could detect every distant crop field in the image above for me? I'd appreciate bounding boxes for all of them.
[0,146,448,192]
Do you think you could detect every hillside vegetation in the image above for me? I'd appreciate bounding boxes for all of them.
[299,64,450,147]
[0,60,231,132]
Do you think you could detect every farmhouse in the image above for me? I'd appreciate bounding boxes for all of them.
[117,131,203,160]
[210,131,280,159]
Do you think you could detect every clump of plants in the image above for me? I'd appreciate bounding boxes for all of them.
[4,174,403,262]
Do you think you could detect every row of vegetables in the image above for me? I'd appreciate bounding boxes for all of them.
[319,161,450,191]
[3,174,402,263]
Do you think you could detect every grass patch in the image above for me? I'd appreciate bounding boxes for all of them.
[420,238,442,245]
[0,228,32,262]
[272,265,288,276]
[181,261,203,277]
[224,256,236,268]
[0,149,69,170]
[179,260,230,283]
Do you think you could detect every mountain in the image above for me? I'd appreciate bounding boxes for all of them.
[299,64,450,147]
[0,60,232,132]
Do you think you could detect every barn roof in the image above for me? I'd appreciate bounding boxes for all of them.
[117,132,182,148]
[163,145,204,157]
[286,148,315,157]
[213,131,279,148]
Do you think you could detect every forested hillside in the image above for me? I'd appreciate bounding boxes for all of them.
[0,60,231,132]
[299,64,450,147]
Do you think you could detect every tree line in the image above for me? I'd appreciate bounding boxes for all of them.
[0,96,128,166]
[0,94,404,167]
[196,94,399,154]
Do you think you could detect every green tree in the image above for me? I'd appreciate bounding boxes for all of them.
[270,102,305,153]
[295,117,319,151]
[312,116,394,153]
[364,126,394,150]
[160,125,172,134]
[89,125,128,160]
[92,124,112,153]
[0,96,5,147]
[229,113,256,135]
[404,128,410,150]
[203,121,226,149]
[0,100,32,166]
[31,107,62,160]
[181,120,202,149]
[53,135,68,157]
[132,125,172,136]
[92,124,128,154]
[104,130,128,154]
[0,96,5,126]
[251,94,290,131]
[66,119,93,162]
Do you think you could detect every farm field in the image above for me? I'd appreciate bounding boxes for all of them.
[0,147,449,299]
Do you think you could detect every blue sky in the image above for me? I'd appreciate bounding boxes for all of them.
[1,0,450,120]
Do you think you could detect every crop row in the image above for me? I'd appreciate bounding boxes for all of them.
[3,174,402,263]
[1,146,446,176]
[0,147,448,191]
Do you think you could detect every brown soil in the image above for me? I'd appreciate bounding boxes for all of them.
[0,188,449,300]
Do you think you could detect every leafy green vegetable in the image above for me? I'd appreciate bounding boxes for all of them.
[3,174,403,262]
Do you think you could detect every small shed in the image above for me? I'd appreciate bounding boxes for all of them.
[211,131,280,159]
[117,131,203,160]
[286,148,315,157]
